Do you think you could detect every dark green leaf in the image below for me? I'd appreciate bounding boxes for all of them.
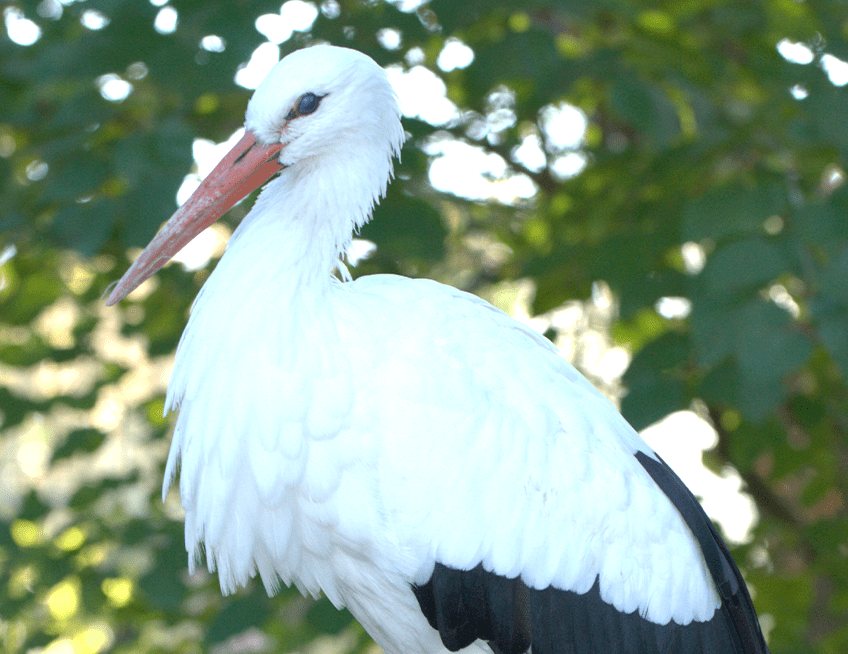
[51,428,107,463]
[206,592,273,645]
[682,182,785,243]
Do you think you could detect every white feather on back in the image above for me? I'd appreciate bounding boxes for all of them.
[335,277,720,625]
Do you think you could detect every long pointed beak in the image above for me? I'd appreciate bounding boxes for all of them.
[106,130,284,305]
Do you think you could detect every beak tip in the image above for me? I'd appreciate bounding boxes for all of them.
[108,129,281,308]
[103,280,124,306]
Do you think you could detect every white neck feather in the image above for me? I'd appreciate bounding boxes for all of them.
[222,143,394,292]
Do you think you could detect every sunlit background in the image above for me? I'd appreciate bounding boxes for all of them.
[3,0,848,652]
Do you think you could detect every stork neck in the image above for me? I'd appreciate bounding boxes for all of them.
[225,150,386,289]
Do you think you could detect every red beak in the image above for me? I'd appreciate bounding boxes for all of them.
[106,130,284,305]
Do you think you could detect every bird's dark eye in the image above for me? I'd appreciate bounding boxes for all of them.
[295,92,321,117]
[297,92,321,115]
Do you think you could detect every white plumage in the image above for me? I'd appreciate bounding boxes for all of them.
[109,45,769,654]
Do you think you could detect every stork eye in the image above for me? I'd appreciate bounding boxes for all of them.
[298,92,321,115]
[286,92,323,120]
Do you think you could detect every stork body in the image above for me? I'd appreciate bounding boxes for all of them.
[109,46,770,654]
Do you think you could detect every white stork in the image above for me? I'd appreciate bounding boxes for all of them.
[108,45,770,654]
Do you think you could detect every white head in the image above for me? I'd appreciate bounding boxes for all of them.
[107,45,405,304]
[247,45,404,169]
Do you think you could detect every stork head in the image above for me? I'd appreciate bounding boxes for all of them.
[106,45,404,305]
[246,45,403,167]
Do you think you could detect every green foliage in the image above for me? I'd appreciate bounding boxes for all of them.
[2,0,847,652]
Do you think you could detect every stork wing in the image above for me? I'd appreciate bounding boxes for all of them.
[352,278,770,654]
[412,452,769,654]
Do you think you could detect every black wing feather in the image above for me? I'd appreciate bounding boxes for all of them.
[635,452,769,654]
